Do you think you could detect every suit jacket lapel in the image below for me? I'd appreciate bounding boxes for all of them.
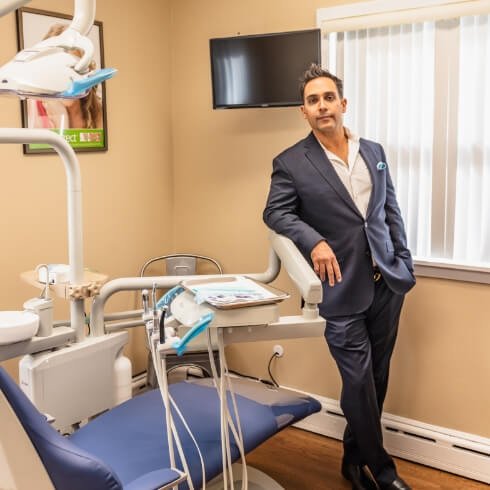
[359,138,378,220]
[304,132,363,218]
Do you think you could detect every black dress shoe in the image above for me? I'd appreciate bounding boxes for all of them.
[341,460,378,490]
[379,476,411,490]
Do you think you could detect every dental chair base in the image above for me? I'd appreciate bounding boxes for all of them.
[207,463,284,489]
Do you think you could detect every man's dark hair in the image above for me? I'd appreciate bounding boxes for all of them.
[299,63,344,101]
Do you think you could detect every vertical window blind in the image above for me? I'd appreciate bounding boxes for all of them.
[323,14,490,268]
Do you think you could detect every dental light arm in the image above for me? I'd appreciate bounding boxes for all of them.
[33,0,96,74]
[70,0,96,36]
[0,0,30,17]
[0,128,85,341]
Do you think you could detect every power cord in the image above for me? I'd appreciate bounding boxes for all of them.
[227,369,276,387]
[228,352,280,389]
[267,353,279,387]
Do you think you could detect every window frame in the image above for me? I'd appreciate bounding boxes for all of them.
[317,0,490,284]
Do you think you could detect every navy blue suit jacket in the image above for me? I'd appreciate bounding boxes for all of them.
[263,132,416,318]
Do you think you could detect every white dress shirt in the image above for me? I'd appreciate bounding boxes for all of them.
[316,128,372,219]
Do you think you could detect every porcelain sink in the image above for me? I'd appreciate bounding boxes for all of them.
[0,311,39,345]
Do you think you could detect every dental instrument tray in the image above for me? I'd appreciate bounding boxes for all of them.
[180,275,289,309]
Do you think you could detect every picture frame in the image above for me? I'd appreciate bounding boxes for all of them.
[16,7,109,154]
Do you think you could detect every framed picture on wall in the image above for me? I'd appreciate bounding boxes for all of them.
[16,7,109,154]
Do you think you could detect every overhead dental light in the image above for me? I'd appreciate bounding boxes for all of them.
[0,0,116,99]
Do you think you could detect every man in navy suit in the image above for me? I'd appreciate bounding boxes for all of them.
[264,64,415,490]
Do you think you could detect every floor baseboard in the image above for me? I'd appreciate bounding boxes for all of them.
[291,391,490,484]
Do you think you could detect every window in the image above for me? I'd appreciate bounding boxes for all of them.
[318,1,490,283]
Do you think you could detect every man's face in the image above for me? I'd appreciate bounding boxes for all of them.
[301,77,347,134]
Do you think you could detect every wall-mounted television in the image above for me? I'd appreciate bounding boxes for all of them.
[210,29,321,109]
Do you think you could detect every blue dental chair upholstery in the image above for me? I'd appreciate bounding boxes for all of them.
[0,366,321,489]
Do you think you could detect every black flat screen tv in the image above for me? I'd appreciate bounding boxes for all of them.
[210,29,321,109]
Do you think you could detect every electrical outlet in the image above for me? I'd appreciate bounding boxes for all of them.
[273,344,284,357]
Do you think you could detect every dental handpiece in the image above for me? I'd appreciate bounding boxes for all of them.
[142,289,149,316]
[152,283,159,334]
[159,305,168,344]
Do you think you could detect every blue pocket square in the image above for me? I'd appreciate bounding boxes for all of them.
[377,161,387,170]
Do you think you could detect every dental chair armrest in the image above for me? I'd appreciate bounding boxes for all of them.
[268,230,322,305]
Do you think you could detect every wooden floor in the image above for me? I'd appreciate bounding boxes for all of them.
[245,427,489,490]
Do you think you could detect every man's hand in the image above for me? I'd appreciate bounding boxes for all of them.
[310,240,342,286]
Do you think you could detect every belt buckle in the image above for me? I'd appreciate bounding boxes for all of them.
[373,270,381,282]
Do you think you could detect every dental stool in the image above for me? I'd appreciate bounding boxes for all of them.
[1,366,321,489]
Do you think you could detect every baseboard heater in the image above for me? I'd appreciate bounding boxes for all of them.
[291,391,490,485]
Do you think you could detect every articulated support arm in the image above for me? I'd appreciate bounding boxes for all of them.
[268,230,322,306]
[34,0,96,74]
[0,0,95,35]
[0,0,30,18]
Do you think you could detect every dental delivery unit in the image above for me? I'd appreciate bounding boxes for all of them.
[0,1,325,489]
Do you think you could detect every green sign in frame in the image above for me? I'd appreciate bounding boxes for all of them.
[28,129,105,150]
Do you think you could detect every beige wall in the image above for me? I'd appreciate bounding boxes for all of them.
[0,0,173,378]
[0,0,488,441]
[169,0,490,438]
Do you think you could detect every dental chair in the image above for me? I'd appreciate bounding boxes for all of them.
[1,365,321,489]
